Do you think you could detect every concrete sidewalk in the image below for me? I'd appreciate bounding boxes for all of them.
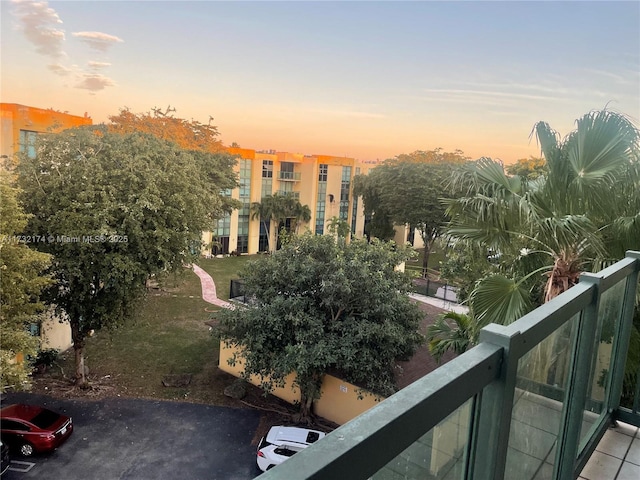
[191,264,233,309]
[409,292,469,314]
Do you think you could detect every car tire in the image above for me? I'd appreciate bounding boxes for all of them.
[19,442,34,457]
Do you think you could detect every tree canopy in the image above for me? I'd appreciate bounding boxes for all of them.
[108,106,225,153]
[16,125,239,385]
[505,156,547,180]
[217,233,424,420]
[0,172,52,391]
[354,149,469,275]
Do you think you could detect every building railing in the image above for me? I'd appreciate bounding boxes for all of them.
[277,171,301,181]
[276,190,300,199]
[257,251,640,479]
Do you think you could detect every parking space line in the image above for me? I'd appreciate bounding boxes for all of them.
[8,460,36,473]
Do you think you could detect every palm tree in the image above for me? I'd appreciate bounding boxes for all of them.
[446,110,639,322]
[251,195,278,253]
[429,110,639,362]
[290,202,311,234]
[251,193,312,252]
[427,312,477,362]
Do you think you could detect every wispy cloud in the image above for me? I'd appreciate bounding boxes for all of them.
[88,61,112,70]
[76,74,116,92]
[422,88,556,103]
[72,31,124,52]
[307,108,386,119]
[11,0,65,58]
[48,63,73,76]
[10,1,123,92]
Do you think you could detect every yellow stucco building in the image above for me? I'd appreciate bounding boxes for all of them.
[202,147,376,256]
[1,103,92,164]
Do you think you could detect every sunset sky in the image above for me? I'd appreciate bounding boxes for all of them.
[2,0,639,163]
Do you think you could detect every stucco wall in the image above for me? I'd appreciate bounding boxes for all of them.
[219,341,383,425]
[39,307,72,352]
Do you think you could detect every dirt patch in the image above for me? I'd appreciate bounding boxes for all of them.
[28,360,338,444]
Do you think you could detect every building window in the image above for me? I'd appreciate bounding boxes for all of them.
[19,130,38,159]
[316,164,328,234]
[339,166,351,221]
[351,167,360,233]
[262,160,273,178]
[29,322,41,337]
[239,159,251,199]
[237,203,250,254]
[319,164,328,182]
[261,178,273,198]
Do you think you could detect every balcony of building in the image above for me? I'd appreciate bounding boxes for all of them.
[277,171,302,182]
[257,252,640,480]
[276,190,300,199]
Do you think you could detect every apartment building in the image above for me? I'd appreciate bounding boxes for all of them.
[202,147,376,256]
[1,103,92,164]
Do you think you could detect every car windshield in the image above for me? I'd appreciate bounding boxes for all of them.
[30,409,60,429]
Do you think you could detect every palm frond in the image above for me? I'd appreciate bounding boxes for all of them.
[470,275,534,326]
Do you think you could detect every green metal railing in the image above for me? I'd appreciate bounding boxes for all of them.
[257,251,640,480]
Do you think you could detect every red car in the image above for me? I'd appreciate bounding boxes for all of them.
[0,404,73,457]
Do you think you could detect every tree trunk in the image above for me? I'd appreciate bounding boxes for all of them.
[74,344,87,387]
[422,239,432,279]
[261,220,271,253]
[298,391,315,424]
[70,320,87,387]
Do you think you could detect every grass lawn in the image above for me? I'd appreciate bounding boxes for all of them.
[197,255,254,302]
[39,258,254,405]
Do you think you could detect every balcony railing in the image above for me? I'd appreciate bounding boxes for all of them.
[277,171,301,181]
[258,251,640,480]
[276,190,300,199]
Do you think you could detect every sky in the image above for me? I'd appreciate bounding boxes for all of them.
[1,0,639,163]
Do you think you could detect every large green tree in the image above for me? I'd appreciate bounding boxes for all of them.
[354,149,469,276]
[17,126,239,385]
[0,173,52,391]
[217,234,424,420]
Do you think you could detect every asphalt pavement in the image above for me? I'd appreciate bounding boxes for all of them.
[1,392,262,480]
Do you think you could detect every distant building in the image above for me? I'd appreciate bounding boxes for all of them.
[0,103,91,352]
[202,147,376,256]
[1,103,92,165]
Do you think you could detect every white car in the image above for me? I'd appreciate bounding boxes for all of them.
[256,425,325,472]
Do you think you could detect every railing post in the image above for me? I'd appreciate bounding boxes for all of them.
[467,325,520,479]
[553,274,600,479]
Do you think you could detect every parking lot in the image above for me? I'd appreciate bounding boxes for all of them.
[1,392,262,480]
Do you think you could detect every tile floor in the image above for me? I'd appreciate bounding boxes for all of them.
[579,421,640,480]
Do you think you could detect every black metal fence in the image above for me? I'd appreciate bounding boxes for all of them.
[229,279,246,304]
[411,278,459,302]
[232,278,458,304]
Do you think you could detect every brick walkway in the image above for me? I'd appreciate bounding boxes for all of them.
[191,264,233,309]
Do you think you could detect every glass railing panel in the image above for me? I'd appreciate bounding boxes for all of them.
[371,399,472,480]
[620,334,640,414]
[505,315,579,480]
[579,276,627,445]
